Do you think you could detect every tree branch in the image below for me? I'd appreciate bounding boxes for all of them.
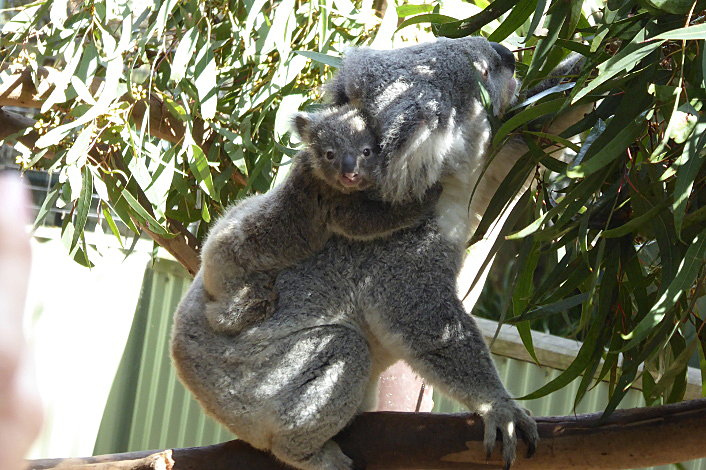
[0,107,201,274]
[27,399,706,470]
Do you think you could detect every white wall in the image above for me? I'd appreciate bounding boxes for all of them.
[25,230,151,459]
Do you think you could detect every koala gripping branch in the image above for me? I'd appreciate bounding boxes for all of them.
[27,399,706,470]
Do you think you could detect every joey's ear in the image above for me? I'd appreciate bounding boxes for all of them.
[292,112,314,143]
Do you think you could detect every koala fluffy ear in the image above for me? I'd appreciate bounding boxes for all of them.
[292,112,314,143]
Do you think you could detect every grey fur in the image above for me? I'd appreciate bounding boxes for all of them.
[327,36,518,204]
[201,105,440,334]
[171,37,560,470]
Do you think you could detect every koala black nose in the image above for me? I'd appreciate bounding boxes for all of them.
[490,42,515,72]
[341,153,357,174]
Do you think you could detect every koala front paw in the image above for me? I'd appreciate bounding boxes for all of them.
[478,398,538,470]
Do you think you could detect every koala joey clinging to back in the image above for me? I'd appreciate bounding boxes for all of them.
[173,37,545,470]
[200,104,440,334]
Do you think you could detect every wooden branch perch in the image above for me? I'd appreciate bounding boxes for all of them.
[28,399,706,470]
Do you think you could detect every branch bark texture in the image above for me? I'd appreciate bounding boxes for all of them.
[27,399,706,470]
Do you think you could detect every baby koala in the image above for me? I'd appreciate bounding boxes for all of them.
[200,104,441,334]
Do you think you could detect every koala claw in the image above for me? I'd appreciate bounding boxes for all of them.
[479,398,539,469]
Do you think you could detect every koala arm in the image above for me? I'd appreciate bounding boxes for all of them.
[328,183,442,241]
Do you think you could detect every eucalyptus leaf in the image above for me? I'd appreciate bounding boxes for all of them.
[71,166,93,251]
[396,13,458,32]
[171,27,199,83]
[396,4,434,17]
[621,227,706,348]
[572,30,663,103]
[294,50,343,68]
[672,118,706,237]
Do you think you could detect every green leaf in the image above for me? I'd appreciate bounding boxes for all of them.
[171,27,199,83]
[64,123,96,167]
[509,82,575,112]
[672,118,706,237]
[523,0,568,86]
[294,50,342,68]
[101,205,124,248]
[433,0,514,38]
[103,176,140,235]
[602,201,667,238]
[524,0,547,43]
[509,166,610,240]
[511,239,541,363]
[522,130,581,153]
[470,150,537,245]
[120,189,170,236]
[37,54,124,147]
[396,4,434,17]
[566,115,645,178]
[262,0,296,60]
[519,311,605,400]
[487,0,534,43]
[572,30,663,103]
[193,34,218,120]
[493,98,565,147]
[654,23,706,41]
[33,182,61,230]
[621,227,706,348]
[71,166,93,251]
[395,13,458,32]
[201,201,211,223]
[42,35,83,112]
[73,42,99,92]
[188,144,218,200]
[510,292,590,323]
[702,45,706,89]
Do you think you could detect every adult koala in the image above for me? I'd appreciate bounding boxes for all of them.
[172,37,540,470]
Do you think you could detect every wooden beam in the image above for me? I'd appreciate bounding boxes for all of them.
[27,399,706,470]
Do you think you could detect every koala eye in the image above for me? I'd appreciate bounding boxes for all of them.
[325,150,335,161]
[362,148,371,157]
[482,68,489,79]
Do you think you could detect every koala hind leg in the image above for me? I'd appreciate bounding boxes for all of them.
[268,326,371,470]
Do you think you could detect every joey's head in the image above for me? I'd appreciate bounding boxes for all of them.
[292,105,380,193]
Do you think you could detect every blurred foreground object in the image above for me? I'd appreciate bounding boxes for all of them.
[0,173,43,470]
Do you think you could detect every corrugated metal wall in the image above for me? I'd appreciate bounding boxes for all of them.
[93,259,234,455]
[95,257,704,469]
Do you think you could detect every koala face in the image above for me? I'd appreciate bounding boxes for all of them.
[293,106,379,193]
[473,42,519,115]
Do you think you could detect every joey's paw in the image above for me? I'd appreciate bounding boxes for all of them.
[478,398,539,469]
[205,299,245,335]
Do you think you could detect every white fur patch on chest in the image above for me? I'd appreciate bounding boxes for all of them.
[434,105,492,247]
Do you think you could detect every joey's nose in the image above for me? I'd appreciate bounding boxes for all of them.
[490,42,515,72]
[342,154,357,174]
